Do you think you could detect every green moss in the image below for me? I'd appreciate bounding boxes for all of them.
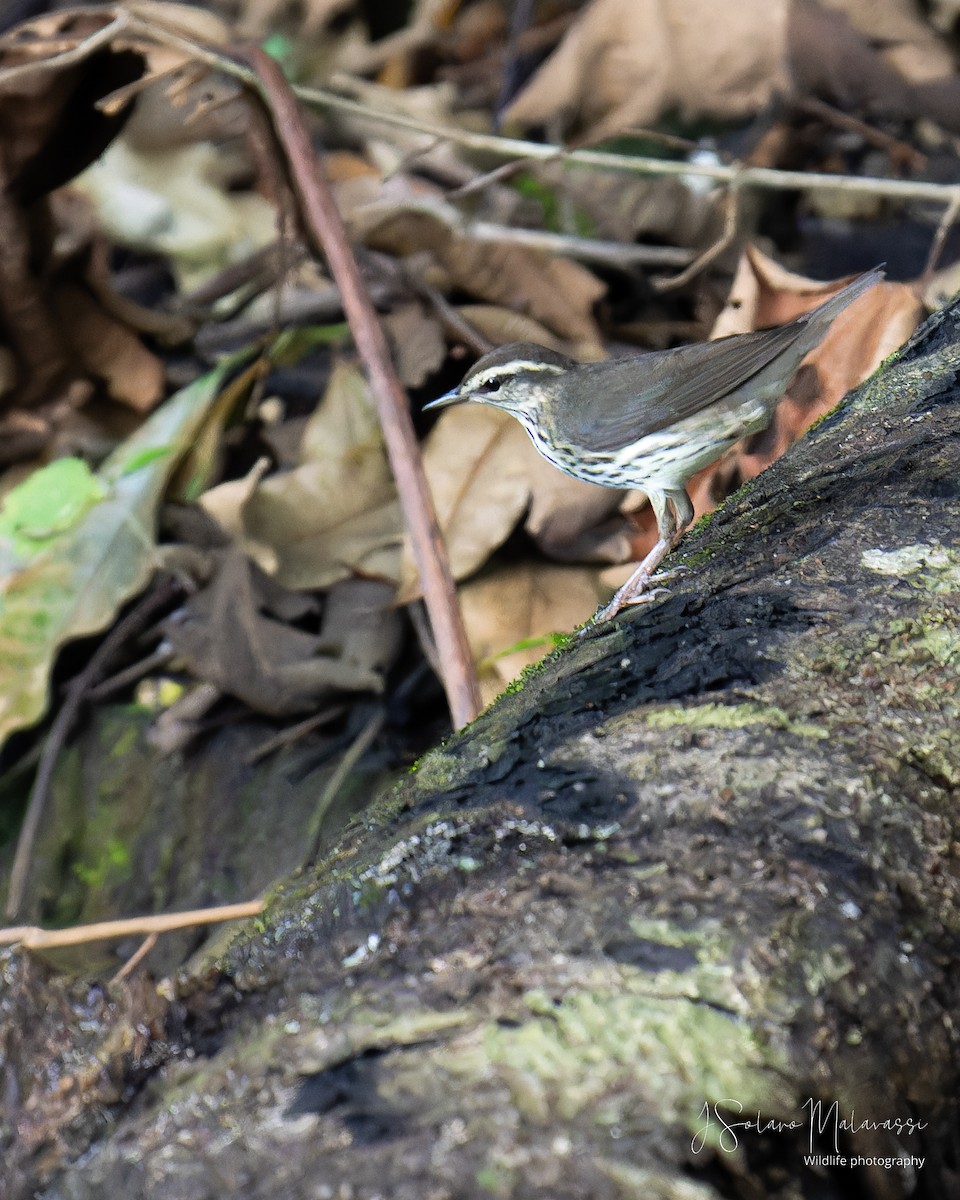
[446,980,793,1137]
[861,543,960,593]
[72,837,130,890]
[645,701,825,738]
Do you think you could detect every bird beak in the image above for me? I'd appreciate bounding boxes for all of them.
[424,387,466,411]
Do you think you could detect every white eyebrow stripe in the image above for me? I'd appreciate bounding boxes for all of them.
[472,361,566,387]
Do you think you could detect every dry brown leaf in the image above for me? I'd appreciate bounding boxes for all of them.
[460,562,606,705]
[360,203,605,356]
[53,283,164,413]
[506,0,791,140]
[74,138,278,290]
[712,247,921,479]
[534,164,722,250]
[403,405,535,595]
[162,551,385,716]
[124,1,230,43]
[454,305,570,353]
[328,76,478,184]
[198,458,275,572]
[507,0,957,140]
[317,578,403,686]
[0,11,144,199]
[0,2,243,427]
[402,401,629,603]
[238,0,353,37]
[440,239,606,358]
[203,361,403,591]
[524,453,630,564]
[823,0,955,82]
[929,0,960,33]
[383,302,447,388]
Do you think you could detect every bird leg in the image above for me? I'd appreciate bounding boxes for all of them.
[592,489,693,623]
[593,538,674,621]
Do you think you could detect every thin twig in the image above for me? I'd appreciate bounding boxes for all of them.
[241,46,481,730]
[110,933,158,983]
[178,239,306,309]
[5,577,182,919]
[0,11,129,81]
[0,900,263,950]
[51,16,960,210]
[654,186,741,292]
[305,79,960,208]
[793,96,926,173]
[402,274,493,355]
[447,158,534,200]
[466,223,694,269]
[85,645,175,703]
[923,191,960,280]
[244,704,347,765]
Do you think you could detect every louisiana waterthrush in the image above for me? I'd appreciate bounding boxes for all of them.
[427,266,883,621]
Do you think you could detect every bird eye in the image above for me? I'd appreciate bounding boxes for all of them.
[479,378,502,394]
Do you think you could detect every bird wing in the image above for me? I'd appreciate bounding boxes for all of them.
[561,321,806,454]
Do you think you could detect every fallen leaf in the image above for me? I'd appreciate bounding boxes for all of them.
[401,405,533,601]
[710,245,921,478]
[506,0,959,139]
[202,361,404,590]
[383,302,447,388]
[401,402,628,602]
[73,138,278,290]
[459,562,605,704]
[162,551,387,716]
[439,239,606,357]
[820,0,955,82]
[360,201,605,355]
[454,305,571,353]
[52,282,164,412]
[505,0,790,141]
[0,352,250,746]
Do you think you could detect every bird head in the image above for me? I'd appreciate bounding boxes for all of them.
[425,342,573,423]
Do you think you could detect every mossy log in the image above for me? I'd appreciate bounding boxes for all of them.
[5,301,960,1200]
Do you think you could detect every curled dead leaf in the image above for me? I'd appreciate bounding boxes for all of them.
[712,246,922,480]
[201,361,403,591]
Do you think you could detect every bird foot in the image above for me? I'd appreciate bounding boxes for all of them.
[623,586,672,607]
[646,565,687,585]
[590,581,666,624]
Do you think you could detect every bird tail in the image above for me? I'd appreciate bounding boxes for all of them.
[795,264,885,344]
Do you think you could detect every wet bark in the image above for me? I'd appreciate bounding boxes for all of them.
[5,301,960,1200]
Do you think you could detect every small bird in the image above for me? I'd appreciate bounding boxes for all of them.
[426,266,883,621]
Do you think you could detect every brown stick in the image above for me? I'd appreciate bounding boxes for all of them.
[240,46,480,730]
[0,900,264,950]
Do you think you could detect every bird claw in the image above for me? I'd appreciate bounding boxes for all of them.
[647,566,687,585]
[623,586,672,606]
[588,582,669,625]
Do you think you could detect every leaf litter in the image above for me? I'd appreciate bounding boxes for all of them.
[0,0,940,957]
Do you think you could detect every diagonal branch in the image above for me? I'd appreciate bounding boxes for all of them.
[240,46,480,730]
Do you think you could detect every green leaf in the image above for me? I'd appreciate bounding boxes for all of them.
[0,352,252,746]
[0,458,107,552]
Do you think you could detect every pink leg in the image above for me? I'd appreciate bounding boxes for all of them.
[593,536,674,623]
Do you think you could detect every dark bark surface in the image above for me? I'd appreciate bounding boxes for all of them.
[4,301,959,1200]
